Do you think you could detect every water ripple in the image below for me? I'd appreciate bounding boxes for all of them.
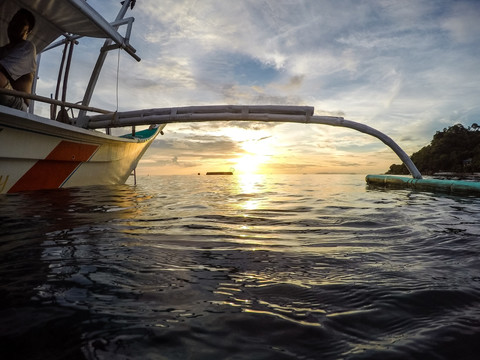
[1,175,480,359]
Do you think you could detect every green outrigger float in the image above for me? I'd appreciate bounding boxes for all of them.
[366,175,480,196]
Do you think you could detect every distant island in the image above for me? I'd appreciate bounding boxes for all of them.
[206,172,233,175]
[387,123,480,175]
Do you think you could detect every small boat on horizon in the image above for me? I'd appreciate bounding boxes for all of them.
[206,172,234,175]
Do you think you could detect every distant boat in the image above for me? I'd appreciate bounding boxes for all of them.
[206,172,233,175]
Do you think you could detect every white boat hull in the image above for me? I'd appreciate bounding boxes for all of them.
[0,107,163,194]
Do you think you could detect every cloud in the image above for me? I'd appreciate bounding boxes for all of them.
[441,1,480,44]
[151,134,242,157]
[33,0,480,174]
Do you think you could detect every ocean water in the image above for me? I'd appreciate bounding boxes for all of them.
[1,174,479,360]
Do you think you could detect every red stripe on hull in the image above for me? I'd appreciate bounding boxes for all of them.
[8,141,99,192]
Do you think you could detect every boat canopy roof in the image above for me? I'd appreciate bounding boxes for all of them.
[0,0,135,54]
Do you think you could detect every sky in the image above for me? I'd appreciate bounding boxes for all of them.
[35,0,480,175]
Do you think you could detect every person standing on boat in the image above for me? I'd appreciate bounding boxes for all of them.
[0,9,36,111]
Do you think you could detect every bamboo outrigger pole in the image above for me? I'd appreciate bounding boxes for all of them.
[0,87,112,114]
[86,105,423,179]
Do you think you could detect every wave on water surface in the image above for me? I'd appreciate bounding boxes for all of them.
[1,174,480,359]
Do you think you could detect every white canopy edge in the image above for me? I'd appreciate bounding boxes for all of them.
[0,0,135,54]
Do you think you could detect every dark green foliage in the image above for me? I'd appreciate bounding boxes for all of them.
[387,123,480,175]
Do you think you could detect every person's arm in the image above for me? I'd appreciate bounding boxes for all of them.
[0,64,12,88]
[12,72,34,105]
[0,72,8,88]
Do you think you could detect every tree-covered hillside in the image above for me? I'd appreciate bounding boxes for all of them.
[387,123,480,175]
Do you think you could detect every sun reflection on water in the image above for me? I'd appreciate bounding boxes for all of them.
[236,174,266,211]
[237,173,266,195]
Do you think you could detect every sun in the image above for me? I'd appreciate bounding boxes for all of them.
[233,137,273,174]
[217,127,275,175]
[234,154,265,174]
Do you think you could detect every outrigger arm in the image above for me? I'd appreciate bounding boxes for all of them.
[86,105,423,179]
